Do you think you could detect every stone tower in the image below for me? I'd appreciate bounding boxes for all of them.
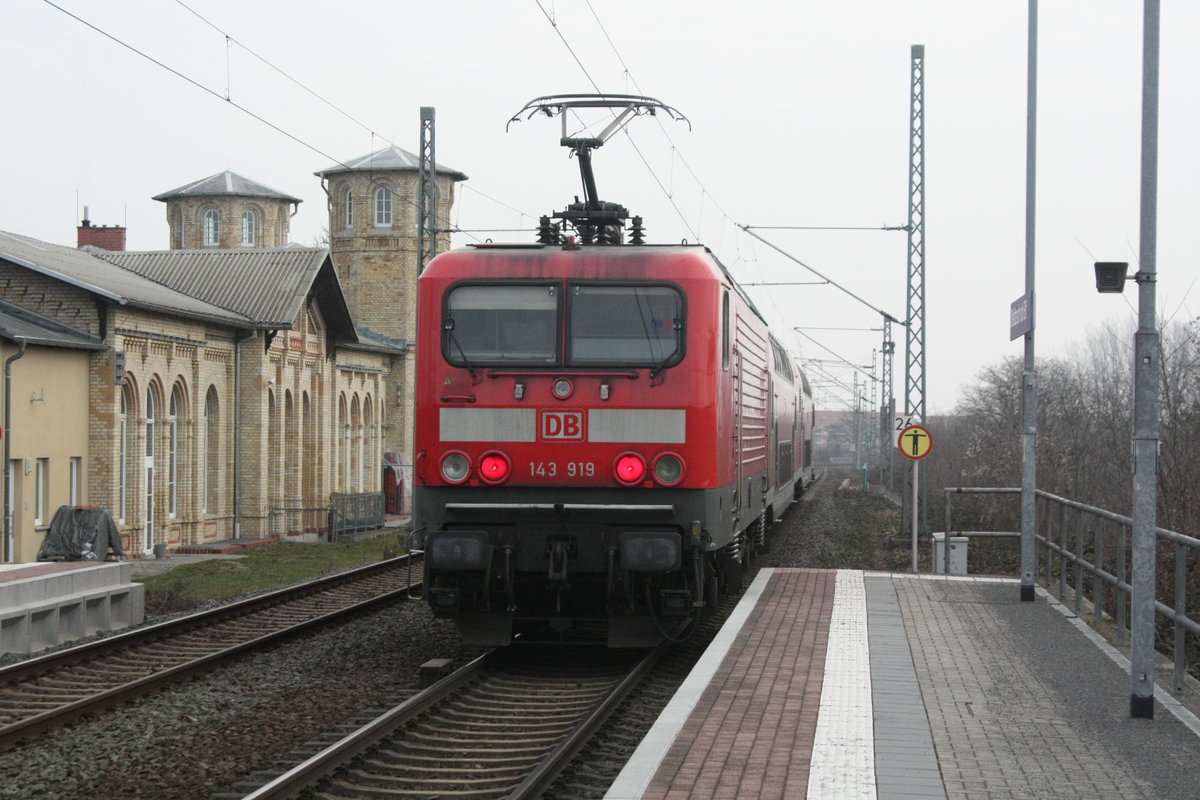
[315,145,467,468]
[153,170,301,250]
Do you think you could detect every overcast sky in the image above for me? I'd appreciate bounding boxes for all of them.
[3,1,1197,414]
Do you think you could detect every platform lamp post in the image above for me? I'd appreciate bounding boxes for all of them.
[1095,259,1160,720]
[1106,0,1162,721]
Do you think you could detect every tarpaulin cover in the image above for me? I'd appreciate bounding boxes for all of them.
[38,506,125,561]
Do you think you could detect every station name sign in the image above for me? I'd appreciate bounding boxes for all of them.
[1010,292,1034,340]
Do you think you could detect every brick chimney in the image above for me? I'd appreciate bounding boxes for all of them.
[77,206,126,251]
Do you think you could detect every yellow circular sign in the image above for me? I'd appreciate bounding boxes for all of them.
[898,424,933,461]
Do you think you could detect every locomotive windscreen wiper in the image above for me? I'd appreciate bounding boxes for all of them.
[444,321,478,379]
[649,348,680,378]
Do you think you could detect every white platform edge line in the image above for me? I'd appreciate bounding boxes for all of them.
[602,568,775,800]
[806,570,876,799]
[1037,585,1200,739]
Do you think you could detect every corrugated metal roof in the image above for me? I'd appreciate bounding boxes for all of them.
[0,231,254,327]
[315,144,468,181]
[151,170,302,203]
[348,326,409,355]
[0,298,106,349]
[99,247,329,327]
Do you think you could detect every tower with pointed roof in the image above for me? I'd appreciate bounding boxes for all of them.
[316,145,467,464]
[153,170,301,250]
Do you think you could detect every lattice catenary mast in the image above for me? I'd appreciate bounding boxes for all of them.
[417,106,438,274]
[901,45,928,539]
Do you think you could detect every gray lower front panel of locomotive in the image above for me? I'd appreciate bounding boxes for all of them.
[414,482,778,646]
[413,481,775,551]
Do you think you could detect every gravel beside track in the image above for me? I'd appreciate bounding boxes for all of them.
[0,470,885,800]
[0,599,465,800]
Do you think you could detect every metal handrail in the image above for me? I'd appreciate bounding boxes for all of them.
[943,486,1199,693]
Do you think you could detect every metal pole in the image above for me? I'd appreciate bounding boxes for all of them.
[902,44,928,541]
[1129,0,1160,720]
[911,459,919,572]
[1019,0,1039,602]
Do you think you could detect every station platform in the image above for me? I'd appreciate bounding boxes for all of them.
[0,561,144,655]
[605,569,1200,800]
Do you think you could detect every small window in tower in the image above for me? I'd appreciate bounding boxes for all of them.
[241,210,257,246]
[374,187,393,227]
[203,209,220,247]
[343,188,353,229]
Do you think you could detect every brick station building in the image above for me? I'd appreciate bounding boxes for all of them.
[0,145,465,562]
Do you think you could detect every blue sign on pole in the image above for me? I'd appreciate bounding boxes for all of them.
[1010,292,1033,340]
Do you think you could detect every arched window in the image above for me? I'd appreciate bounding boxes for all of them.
[362,395,375,492]
[343,187,353,229]
[119,384,134,522]
[241,210,257,246]
[374,187,393,227]
[268,389,281,507]
[302,391,315,504]
[285,389,299,501]
[350,395,361,493]
[204,387,220,512]
[203,209,219,246]
[145,385,159,552]
[175,208,185,249]
[338,395,349,492]
[169,385,184,518]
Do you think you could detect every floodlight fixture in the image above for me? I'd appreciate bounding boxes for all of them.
[1094,261,1130,294]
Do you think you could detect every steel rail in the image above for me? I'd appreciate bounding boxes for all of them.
[241,644,664,800]
[240,650,495,800]
[507,644,666,799]
[0,555,420,749]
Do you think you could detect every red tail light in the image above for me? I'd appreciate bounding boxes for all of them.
[479,451,511,484]
[614,453,647,485]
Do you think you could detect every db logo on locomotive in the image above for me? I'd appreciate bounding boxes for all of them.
[540,410,585,441]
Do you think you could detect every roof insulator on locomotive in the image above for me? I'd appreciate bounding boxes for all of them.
[630,216,645,245]
[536,216,560,244]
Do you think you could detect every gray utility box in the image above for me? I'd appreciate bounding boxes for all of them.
[932,533,969,575]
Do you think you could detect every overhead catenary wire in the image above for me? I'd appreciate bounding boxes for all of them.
[44,0,540,235]
[40,0,356,174]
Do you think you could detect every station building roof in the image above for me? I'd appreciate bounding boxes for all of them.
[315,144,468,181]
[152,170,302,203]
[0,297,106,349]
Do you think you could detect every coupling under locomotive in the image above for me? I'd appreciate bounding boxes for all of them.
[411,95,815,646]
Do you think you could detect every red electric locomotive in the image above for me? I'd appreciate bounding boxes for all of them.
[412,96,815,646]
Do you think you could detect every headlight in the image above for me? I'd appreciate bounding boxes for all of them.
[441,452,471,484]
[614,452,646,485]
[620,532,681,572]
[478,451,511,484]
[428,531,491,570]
[653,453,685,486]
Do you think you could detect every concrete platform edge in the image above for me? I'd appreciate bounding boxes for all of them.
[603,568,775,800]
[1037,584,1200,738]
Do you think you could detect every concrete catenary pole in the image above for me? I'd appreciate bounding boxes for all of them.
[1019,0,1039,603]
[1129,0,1161,720]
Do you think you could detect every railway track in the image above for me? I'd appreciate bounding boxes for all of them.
[0,555,422,750]
[236,644,663,800]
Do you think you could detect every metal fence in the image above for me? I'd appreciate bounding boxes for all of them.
[943,486,1200,692]
[329,492,385,541]
[268,492,387,541]
[268,499,329,538]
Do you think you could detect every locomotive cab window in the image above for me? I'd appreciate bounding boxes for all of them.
[567,284,684,368]
[444,283,559,366]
